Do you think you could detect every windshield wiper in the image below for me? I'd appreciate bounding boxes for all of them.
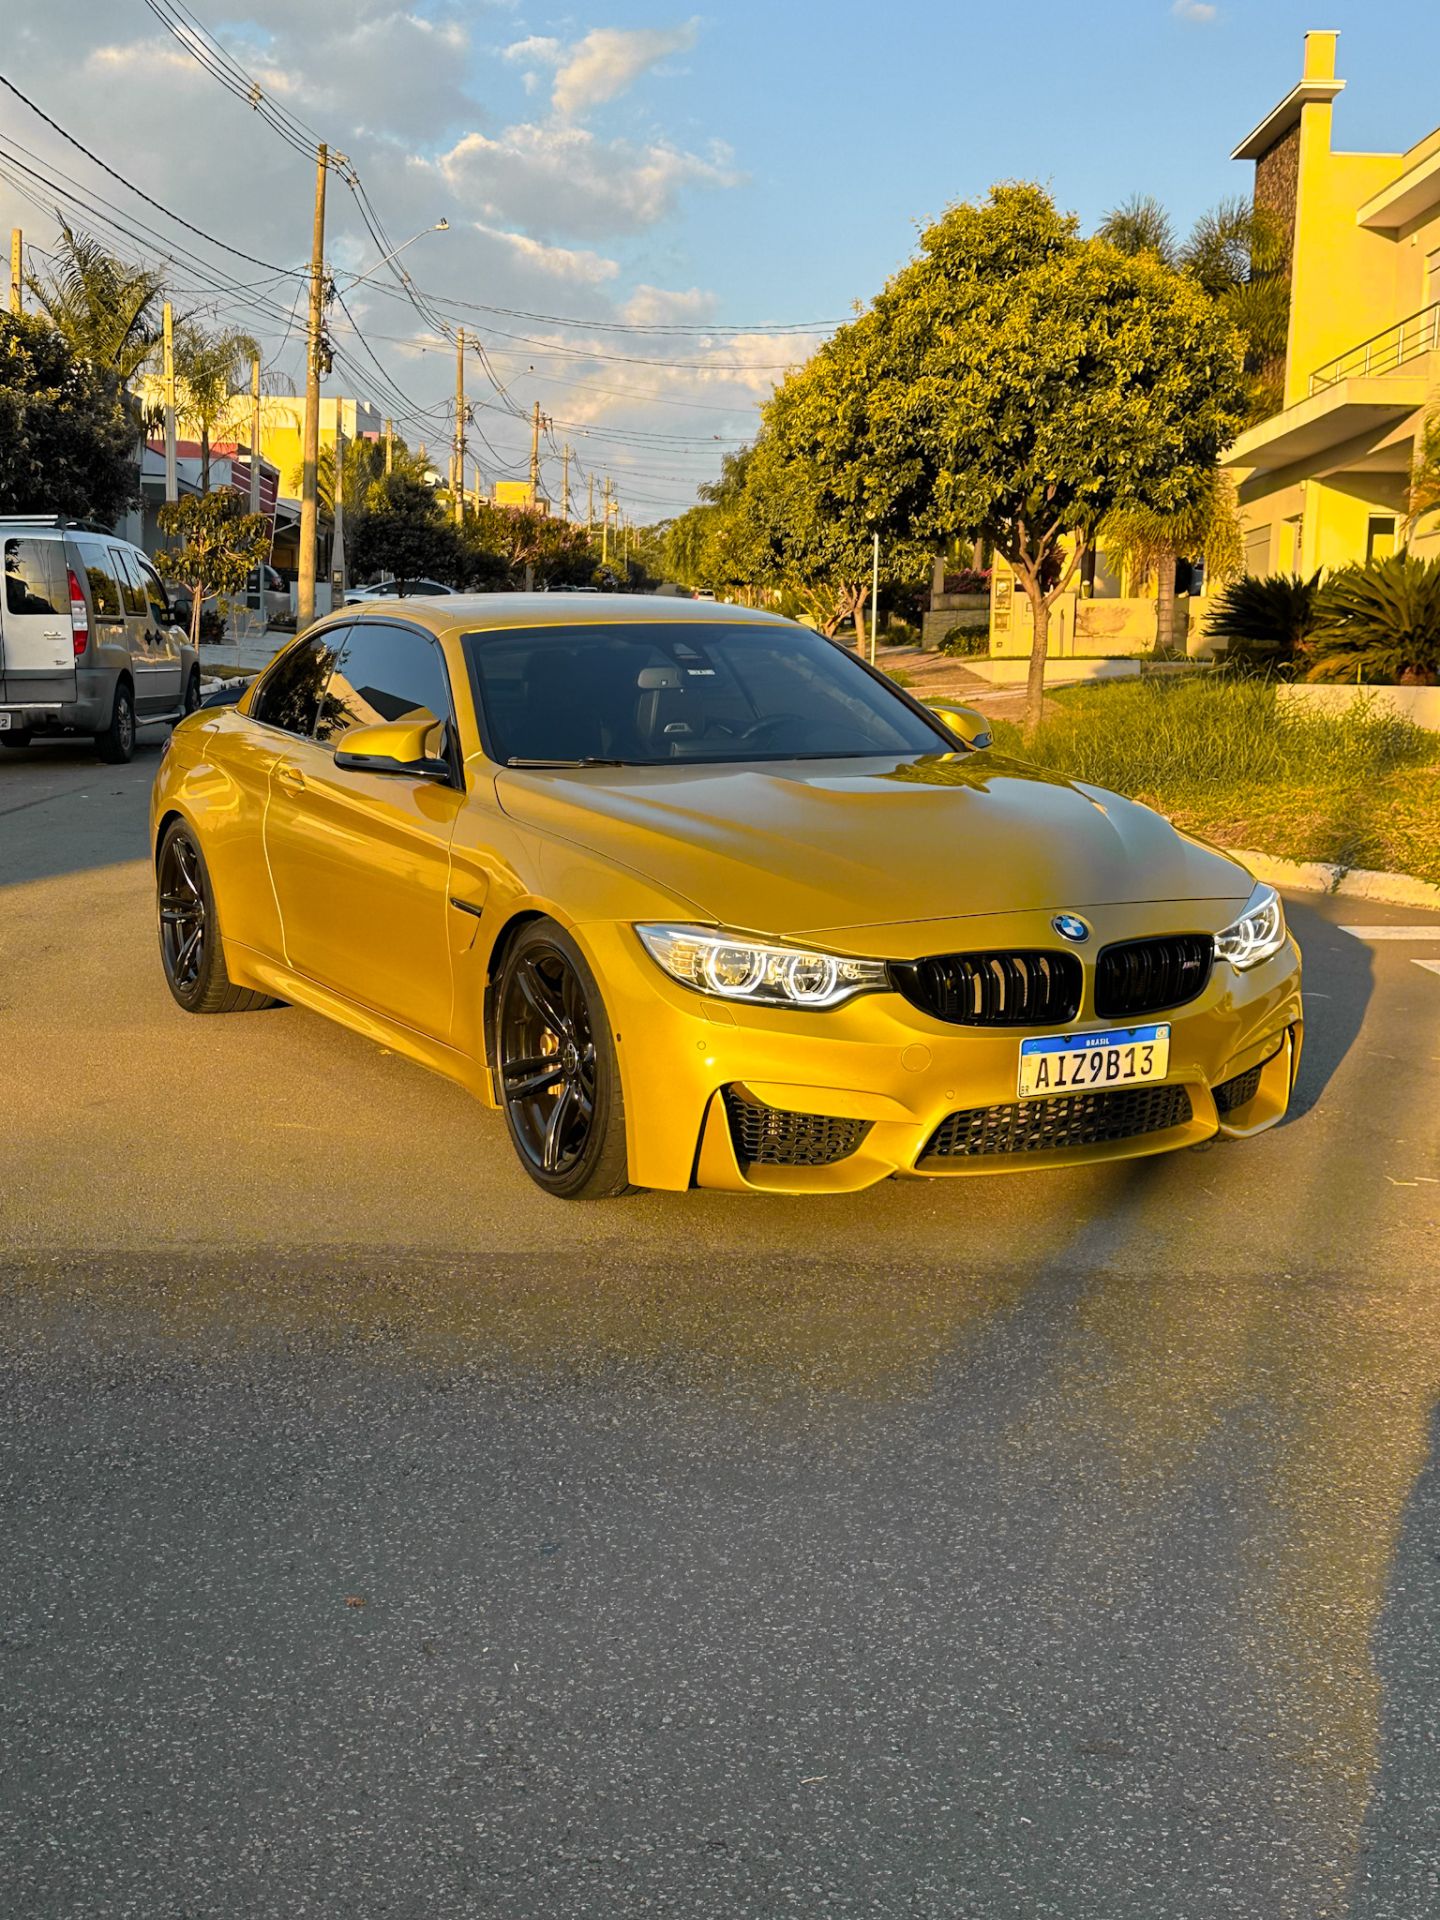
[506,756,629,769]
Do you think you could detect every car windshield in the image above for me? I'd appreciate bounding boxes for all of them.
[464,621,954,766]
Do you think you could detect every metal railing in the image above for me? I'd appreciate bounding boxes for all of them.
[1310,301,1440,394]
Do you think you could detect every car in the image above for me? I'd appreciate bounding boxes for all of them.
[346,577,456,604]
[2,516,200,762]
[149,595,1303,1200]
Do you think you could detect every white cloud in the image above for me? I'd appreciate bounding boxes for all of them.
[472,223,620,285]
[1172,0,1218,21]
[502,34,562,66]
[551,20,699,118]
[439,122,740,241]
[620,284,719,326]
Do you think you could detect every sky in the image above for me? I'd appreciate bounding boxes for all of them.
[2,0,1436,523]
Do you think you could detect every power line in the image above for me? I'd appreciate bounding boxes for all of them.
[0,73,304,275]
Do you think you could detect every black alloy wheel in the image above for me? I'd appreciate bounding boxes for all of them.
[496,921,631,1199]
[156,820,275,1015]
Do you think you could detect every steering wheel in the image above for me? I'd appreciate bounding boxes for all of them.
[738,712,809,746]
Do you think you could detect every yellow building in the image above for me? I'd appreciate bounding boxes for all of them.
[1226,30,1440,571]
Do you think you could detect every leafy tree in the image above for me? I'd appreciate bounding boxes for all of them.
[0,312,139,521]
[464,501,596,588]
[25,222,164,386]
[348,471,464,588]
[1097,194,1177,265]
[1206,571,1321,677]
[156,492,272,646]
[173,322,261,492]
[862,183,1248,729]
[1306,555,1440,685]
[1408,406,1440,533]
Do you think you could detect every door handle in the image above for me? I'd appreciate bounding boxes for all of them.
[275,764,307,794]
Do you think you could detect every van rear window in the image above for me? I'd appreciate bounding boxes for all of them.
[4,538,68,617]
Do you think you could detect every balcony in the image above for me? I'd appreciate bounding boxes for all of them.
[1310,303,1440,394]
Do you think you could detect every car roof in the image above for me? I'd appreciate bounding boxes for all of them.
[330,592,796,640]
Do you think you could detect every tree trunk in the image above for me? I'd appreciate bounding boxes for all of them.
[971,536,985,574]
[190,583,204,650]
[1154,548,1178,658]
[1022,579,1050,739]
[200,424,211,496]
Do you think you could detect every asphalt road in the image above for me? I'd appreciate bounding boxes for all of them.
[3,734,1440,1920]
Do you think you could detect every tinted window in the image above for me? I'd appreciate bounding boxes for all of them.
[135,557,172,625]
[316,622,453,746]
[4,538,67,616]
[79,547,124,619]
[251,629,347,737]
[464,622,952,766]
[113,548,147,617]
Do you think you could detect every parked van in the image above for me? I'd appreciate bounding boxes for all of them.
[0,517,200,763]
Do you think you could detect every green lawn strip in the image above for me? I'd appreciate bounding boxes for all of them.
[986,677,1440,887]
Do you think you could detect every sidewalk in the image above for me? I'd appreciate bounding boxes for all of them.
[197,625,290,674]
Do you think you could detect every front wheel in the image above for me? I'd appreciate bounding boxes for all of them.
[495,920,632,1199]
[157,819,276,1014]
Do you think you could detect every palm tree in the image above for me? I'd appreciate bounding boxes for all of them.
[25,223,165,387]
[174,322,261,493]
[1100,471,1244,658]
[1097,194,1177,266]
[1179,198,1289,422]
[1408,406,1440,534]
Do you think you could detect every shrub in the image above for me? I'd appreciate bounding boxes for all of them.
[939,623,990,656]
[942,568,991,596]
[1206,570,1320,676]
[1306,553,1440,685]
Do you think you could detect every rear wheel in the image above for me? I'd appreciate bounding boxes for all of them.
[95,679,136,764]
[0,729,31,750]
[182,667,202,716]
[157,820,276,1014]
[496,920,632,1199]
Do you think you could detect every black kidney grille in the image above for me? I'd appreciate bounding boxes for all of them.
[923,1083,1193,1159]
[723,1088,871,1169]
[1094,935,1213,1019]
[892,949,1082,1027]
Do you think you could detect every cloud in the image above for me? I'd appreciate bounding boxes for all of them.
[502,34,562,66]
[471,223,620,285]
[551,21,700,118]
[1171,1,1218,21]
[439,123,740,242]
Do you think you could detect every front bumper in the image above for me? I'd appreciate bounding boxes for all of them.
[574,908,1304,1194]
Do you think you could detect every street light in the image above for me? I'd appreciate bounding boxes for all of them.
[342,220,449,291]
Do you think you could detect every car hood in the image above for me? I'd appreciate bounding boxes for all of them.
[494,751,1255,940]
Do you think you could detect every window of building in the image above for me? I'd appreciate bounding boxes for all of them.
[1366,515,1397,564]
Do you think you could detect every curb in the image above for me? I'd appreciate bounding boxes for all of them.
[1232,849,1440,913]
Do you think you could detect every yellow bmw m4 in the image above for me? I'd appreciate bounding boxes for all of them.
[150,595,1302,1199]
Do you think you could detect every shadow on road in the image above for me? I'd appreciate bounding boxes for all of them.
[0,735,163,887]
[1283,897,1373,1121]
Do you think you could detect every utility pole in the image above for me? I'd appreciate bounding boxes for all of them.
[601,476,613,563]
[248,356,262,516]
[331,426,347,606]
[384,418,393,474]
[454,327,466,526]
[586,473,594,536]
[528,399,542,507]
[162,301,178,505]
[296,141,329,632]
[8,228,21,315]
[561,444,571,522]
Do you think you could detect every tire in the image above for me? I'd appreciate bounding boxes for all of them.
[0,730,32,750]
[95,679,136,764]
[495,919,633,1199]
[182,667,202,716]
[157,819,277,1014]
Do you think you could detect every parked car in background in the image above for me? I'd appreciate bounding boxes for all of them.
[1,516,199,762]
[346,578,457,604]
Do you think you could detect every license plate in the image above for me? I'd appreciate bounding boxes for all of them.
[1018,1024,1170,1098]
[0,713,11,730]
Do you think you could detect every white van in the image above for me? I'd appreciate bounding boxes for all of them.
[0,517,200,763]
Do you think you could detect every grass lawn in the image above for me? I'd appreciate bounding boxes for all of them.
[987,677,1440,886]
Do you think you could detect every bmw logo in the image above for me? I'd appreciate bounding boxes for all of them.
[1052,914,1091,944]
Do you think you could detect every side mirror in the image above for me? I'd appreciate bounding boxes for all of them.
[333,713,452,780]
[930,702,994,751]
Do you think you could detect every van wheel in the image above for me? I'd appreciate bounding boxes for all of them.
[157,820,277,1014]
[182,668,201,716]
[0,730,32,750]
[96,680,136,764]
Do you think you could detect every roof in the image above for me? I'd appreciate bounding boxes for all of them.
[330,593,795,639]
[1231,74,1345,161]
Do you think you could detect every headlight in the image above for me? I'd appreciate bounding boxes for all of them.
[1214,885,1287,970]
[636,924,890,1009]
